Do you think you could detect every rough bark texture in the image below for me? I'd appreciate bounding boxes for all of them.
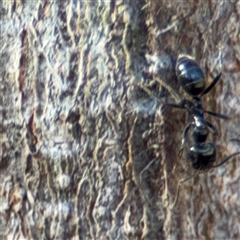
[1,1,240,239]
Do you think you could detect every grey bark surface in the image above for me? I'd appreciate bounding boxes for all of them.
[1,1,240,239]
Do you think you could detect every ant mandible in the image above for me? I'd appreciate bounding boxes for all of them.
[166,55,240,208]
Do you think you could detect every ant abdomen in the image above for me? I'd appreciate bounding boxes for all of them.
[188,142,216,170]
[176,55,206,96]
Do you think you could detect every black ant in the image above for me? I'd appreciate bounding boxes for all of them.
[166,55,240,208]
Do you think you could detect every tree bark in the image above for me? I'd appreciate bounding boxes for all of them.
[1,1,240,239]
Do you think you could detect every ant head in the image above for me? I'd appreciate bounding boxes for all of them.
[176,55,206,96]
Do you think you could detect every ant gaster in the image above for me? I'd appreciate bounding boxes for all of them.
[167,55,240,208]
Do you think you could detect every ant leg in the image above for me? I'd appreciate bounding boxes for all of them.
[206,121,218,136]
[168,182,181,209]
[178,123,193,157]
[179,170,199,183]
[168,170,199,209]
[213,152,240,168]
[200,73,222,96]
[230,139,240,142]
[154,77,181,103]
[165,98,193,110]
[134,144,161,159]
[140,158,156,184]
[204,110,230,120]
[172,123,193,173]
[132,82,161,104]
[165,103,186,109]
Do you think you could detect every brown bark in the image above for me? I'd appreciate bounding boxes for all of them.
[1,1,240,239]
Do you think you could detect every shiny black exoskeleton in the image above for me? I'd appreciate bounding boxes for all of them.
[169,55,240,172]
[167,55,240,209]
